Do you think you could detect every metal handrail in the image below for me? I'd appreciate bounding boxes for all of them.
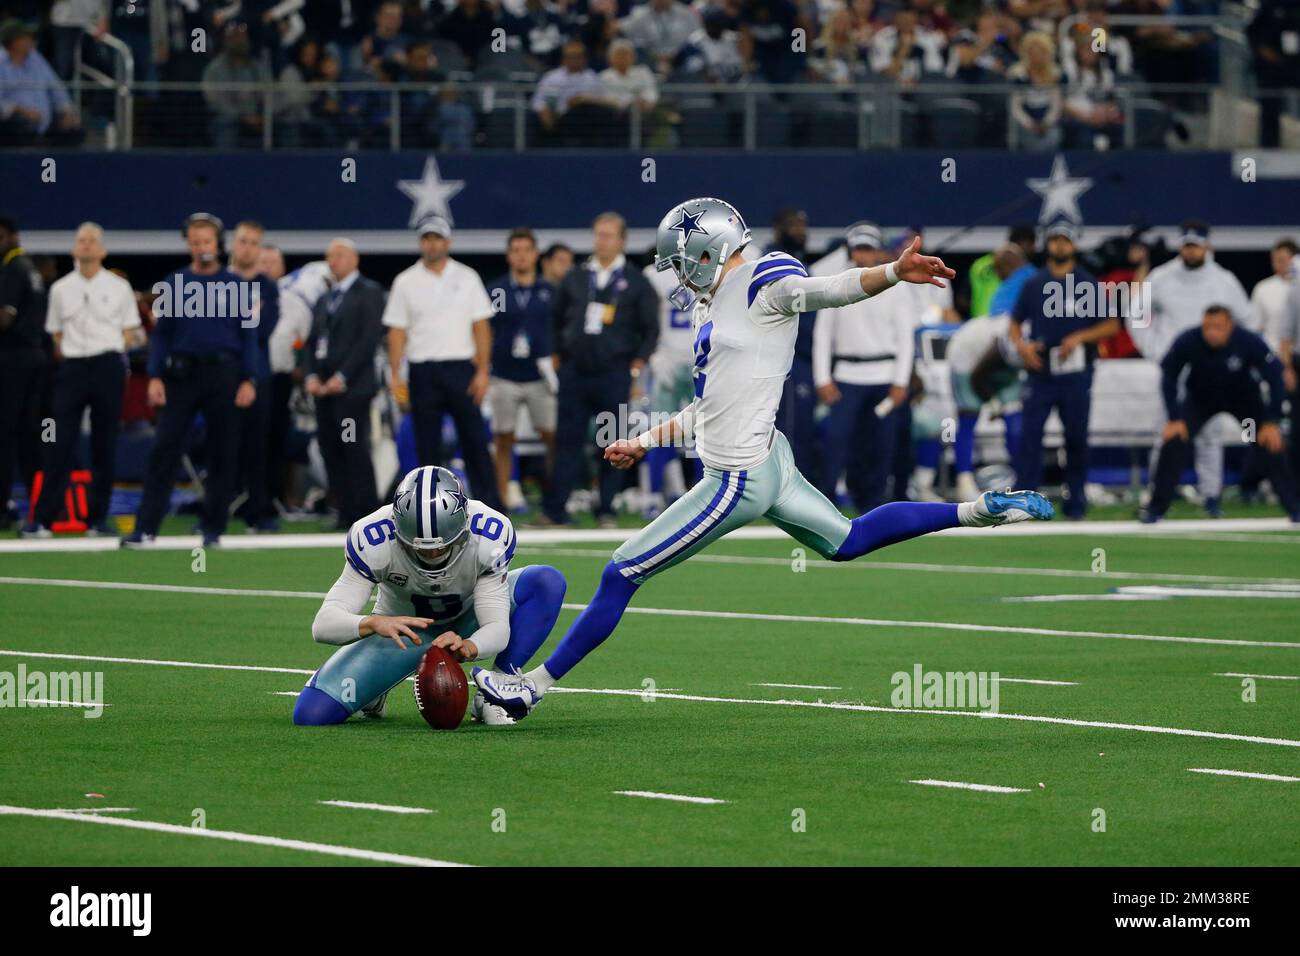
[70,27,135,148]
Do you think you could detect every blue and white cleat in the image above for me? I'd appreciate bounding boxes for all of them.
[964,489,1055,527]
[470,692,517,726]
[471,667,542,722]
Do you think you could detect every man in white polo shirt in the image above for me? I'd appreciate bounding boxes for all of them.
[384,216,503,510]
[22,222,140,537]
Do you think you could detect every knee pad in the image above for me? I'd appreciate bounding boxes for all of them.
[520,564,568,605]
[292,685,351,726]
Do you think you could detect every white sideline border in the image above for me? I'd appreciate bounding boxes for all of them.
[0,516,1295,554]
[0,805,468,867]
[2,575,1298,649]
[2,648,1299,750]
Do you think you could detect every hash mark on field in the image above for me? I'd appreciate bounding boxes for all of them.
[909,780,1029,794]
[49,807,136,814]
[1187,768,1300,783]
[20,698,110,708]
[319,800,434,815]
[0,805,468,866]
[752,682,842,690]
[613,790,728,805]
[1216,672,1298,681]
[271,691,301,697]
[996,678,1078,686]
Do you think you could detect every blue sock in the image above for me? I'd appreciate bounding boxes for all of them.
[955,413,978,474]
[915,437,941,470]
[494,565,567,674]
[832,501,961,561]
[542,562,638,679]
[646,446,674,494]
[292,685,350,726]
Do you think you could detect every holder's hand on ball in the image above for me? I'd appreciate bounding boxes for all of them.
[433,631,478,662]
[360,614,432,650]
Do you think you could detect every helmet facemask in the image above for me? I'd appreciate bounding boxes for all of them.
[660,238,732,310]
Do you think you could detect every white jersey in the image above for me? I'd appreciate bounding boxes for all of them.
[947,314,1011,374]
[311,499,518,655]
[686,251,812,470]
[270,260,331,373]
[644,262,695,378]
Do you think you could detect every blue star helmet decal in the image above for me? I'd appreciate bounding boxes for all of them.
[446,487,468,515]
[671,208,709,243]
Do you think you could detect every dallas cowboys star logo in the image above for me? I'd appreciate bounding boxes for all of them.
[1027,155,1093,225]
[446,488,468,515]
[670,208,708,242]
[397,157,465,228]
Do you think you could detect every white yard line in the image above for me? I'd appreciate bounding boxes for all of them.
[5,575,1297,650]
[49,807,137,814]
[318,800,434,815]
[0,805,468,866]
[751,682,843,690]
[613,790,728,805]
[0,517,1295,554]
[1215,672,1298,681]
[909,779,1030,793]
[19,698,109,708]
[523,549,1300,587]
[3,648,1299,749]
[1187,768,1300,783]
[996,678,1078,686]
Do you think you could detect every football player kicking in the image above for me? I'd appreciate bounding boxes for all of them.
[293,465,566,726]
[474,197,1055,722]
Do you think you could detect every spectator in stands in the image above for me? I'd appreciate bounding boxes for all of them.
[203,20,274,149]
[1007,30,1062,151]
[676,7,746,82]
[308,47,358,148]
[0,215,48,532]
[50,0,108,80]
[437,0,499,70]
[1248,239,1296,354]
[946,12,1016,84]
[1061,30,1123,149]
[1248,0,1300,148]
[0,18,83,146]
[909,0,955,38]
[399,39,446,147]
[1133,220,1251,517]
[622,0,700,75]
[847,0,884,51]
[577,0,621,69]
[869,8,946,86]
[740,0,804,83]
[1120,0,1214,89]
[1142,306,1299,524]
[812,7,864,85]
[487,227,558,508]
[543,212,658,527]
[305,238,386,529]
[274,37,319,147]
[503,0,569,69]
[355,1,408,70]
[531,39,609,142]
[600,38,659,112]
[435,81,475,149]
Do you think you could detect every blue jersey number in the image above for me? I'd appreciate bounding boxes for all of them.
[410,593,464,622]
[470,513,503,540]
[692,320,713,399]
[362,519,396,546]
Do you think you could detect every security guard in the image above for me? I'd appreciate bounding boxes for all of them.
[0,214,47,530]
[1010,220,1119,519]
[1143,306,1298,522]
[123,213,258,547]
[542,211,658,527]
[22,222,140,537]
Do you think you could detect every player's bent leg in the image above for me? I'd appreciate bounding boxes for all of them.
[292,633,429,726]
[493,564,567,674]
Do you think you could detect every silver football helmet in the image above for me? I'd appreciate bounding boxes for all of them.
[655,197,752,309]
[391,465,472,580]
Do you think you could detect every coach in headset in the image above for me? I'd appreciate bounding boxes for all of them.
[122,213,258,548]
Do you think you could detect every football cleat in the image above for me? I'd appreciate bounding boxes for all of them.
[18,522,52,539]
[470,692,517,726]
[471,667,541,721]
[119,531,157,549]
[966,489,1055,527]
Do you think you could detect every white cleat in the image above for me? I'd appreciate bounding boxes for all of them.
[470,692,517,726]
[359,691,389,719]
[963,489,1056,527]
[471,667,542,722]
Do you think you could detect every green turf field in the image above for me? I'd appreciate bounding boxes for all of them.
[1,525,1298,866]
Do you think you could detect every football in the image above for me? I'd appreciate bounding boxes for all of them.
[413,646,469,730]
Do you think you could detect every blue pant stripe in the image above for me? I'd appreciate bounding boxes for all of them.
[616,470,746,578]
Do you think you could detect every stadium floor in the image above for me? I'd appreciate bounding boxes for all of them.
[1,522,1298,866]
